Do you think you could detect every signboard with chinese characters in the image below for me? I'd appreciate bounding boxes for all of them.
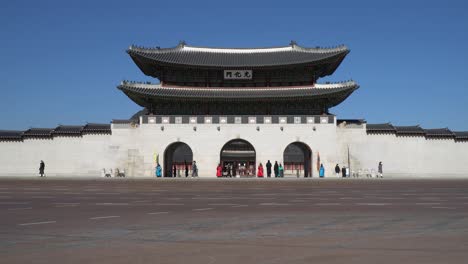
[224,70,252,80]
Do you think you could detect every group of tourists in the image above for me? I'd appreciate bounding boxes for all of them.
[263,160,284,177]
[216,160,285,178]
[217,163,255,177]
[334,164,350,178]
[328,161,383,178]
[155,161,198,177]
[37,160,383,178]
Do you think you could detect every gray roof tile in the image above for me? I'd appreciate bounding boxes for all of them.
[128,42,349,68]
[366,123,395,133]
[23,128,54,138]
[424,128,454,138]
[118,81,359,101]
[82,123,111,134]
[454,131,468,140]
[394,125,425,135]
[0,130,23,141]
[53,125,83,136]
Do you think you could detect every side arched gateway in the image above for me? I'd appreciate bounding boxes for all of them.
[163,142,193,177]
[283,142,312,177]
[220,139,256,177]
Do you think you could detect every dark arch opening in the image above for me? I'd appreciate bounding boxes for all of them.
[164,142,193,177]
[220,139,256,177]
[283,142,312,177]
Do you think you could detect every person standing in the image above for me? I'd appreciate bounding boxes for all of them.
[39,160,45,177]
[342,166,346,178]
[319,164,325,178]
[227,163,232,177]
[216,163,222,177]
[192,161,198,177]
[185,162,189,177]
[257,163,264,177]
[279,163,284,177]
[172,164,177,177]
[266,160,272,177]
[335,164,340,177]
[232,163,237,177]
[378,161,383,178]
[274,161,279,178]
[156,163,162,177]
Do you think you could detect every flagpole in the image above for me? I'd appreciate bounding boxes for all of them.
[347,146,351,176]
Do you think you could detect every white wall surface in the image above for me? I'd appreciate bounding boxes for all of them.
[337,125,468,178]
[0,123,467,178]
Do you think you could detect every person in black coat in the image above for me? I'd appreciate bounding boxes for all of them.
[185,161,189,177]
[274,161,279,177]
[173,164,177,177]
[39,160,45,177]
[342,166,346,178]
[266,160,272,177]
[335,164,340,177]
[233,163,237,177]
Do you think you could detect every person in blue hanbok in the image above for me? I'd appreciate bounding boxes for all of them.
[155,163,162,177]
[319,164,325,178]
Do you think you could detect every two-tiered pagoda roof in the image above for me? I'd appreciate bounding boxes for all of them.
[120,41,357,115]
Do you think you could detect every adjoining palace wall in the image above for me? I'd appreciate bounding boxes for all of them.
[0,119,467,178]
[0,135,113,177]
[337,125,468,178]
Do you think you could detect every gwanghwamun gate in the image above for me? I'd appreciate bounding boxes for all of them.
[1,41,467,178]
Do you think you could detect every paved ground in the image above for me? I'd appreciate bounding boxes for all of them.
[1,178,468,264]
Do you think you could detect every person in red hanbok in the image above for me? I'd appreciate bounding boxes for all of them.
[257,163,264,177]
[216,164,223,177]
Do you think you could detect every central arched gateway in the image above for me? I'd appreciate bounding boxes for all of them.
[164,142,193,177]
[220,139,256,177]
[283,142,312,177]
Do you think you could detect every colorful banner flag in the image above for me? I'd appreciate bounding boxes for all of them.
[316,152,320,172]
[153,152,158,165]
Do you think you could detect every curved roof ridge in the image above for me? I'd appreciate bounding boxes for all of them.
[26,127,55,130]
[315,80,357,89]
[119,80,358,91]
[128,42,348,54]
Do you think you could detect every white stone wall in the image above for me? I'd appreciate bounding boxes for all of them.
[337,125,468,178]
[0,135,112,177]
[0,122,467,178]
[110,121,338,178]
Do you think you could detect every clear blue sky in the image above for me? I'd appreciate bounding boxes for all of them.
[1,0,467,130]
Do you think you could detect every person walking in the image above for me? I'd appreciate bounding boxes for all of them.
[274,161,279,178]
[156,163,162,177]
[257,163,264,177]
[266,160,272,177]
[335,164,340,177]
[378,161,383,178]
[192,161,198,177]
[39,160,45,177]
[216,163,223,177]
[279,163,284,177]
[185,162,189,177]
[319,164,325,178]
[342,166,346,178]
